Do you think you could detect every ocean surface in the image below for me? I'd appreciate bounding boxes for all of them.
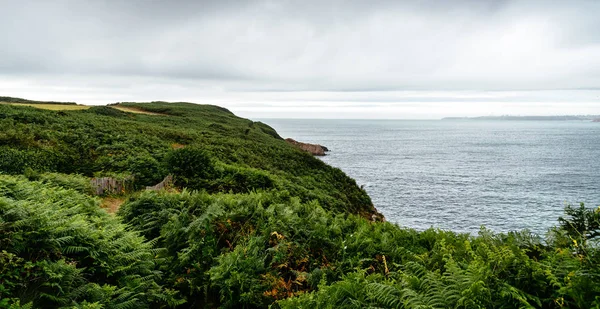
[262,119,600,235]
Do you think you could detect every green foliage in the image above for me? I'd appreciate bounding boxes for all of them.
[558,203,600,248]
[35,172,95,195]
[166,147,215,189]
[279,225,600,309]
[126,154,166,187]
[0,175,183,308]
[208,236,270,307]
[210,164,274,193]
[86,106,130,117]
[118,190,600,308]
[0,147,27,174]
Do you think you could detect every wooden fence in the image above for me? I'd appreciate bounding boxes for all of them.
[145,175,173,191]
[90,174,173,196]
[90,176,134,196]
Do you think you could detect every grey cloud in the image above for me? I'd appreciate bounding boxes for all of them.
[0,0,599,117]
[2,1,598,87]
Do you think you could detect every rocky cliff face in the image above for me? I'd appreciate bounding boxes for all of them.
[286,138,329,156]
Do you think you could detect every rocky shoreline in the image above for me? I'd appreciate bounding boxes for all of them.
[285,138,329,156]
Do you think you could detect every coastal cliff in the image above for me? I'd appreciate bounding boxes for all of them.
[285,138,329,156]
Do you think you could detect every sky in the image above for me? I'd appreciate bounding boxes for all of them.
[1,0,599,119]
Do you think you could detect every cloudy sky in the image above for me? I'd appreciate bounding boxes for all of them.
[1,0,599,119]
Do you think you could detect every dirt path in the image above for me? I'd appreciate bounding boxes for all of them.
[100,197,125,214]
[110,105,166,115]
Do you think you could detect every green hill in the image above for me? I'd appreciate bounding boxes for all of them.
[0,101,377,217]
[0,96,78,105]
[0,100,599,308]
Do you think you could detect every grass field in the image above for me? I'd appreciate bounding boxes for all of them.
[0,102,91,110]
[1,102,165,115]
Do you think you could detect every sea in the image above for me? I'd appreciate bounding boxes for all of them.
[262,119,600,235]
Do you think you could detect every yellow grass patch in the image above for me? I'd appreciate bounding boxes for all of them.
[2,102,167,115]
[1,102,90,110]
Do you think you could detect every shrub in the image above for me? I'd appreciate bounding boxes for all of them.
[211,165,274,193]
[127,154,167,187]
[0,148,26,174]
[166,147,215,190]
[86,106,129,117]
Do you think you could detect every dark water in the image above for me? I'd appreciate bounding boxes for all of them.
[262,119,600,235]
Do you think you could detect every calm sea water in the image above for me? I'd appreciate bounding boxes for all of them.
[262,119,600,235]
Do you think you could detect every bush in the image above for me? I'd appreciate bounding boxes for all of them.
[86,106,129,117]
[166,147,215,190]
[0,148,26,174]
[127,154,167,187]
[211,165,274,193]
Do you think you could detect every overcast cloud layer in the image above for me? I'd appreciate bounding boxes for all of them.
[1,0,599,118]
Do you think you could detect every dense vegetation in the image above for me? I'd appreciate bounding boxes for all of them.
[0,101,375,216]
[1,100,599,308]
[0,175,182,308]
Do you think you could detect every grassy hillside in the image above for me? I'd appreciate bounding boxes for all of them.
[1,100,599,308]
[0,101,376,217]
[0,96,78,105]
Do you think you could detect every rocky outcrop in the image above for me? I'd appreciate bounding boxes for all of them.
[286,138,329,156]
[593,118,600,122]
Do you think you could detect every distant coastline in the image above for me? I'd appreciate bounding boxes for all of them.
[442,115,600,121]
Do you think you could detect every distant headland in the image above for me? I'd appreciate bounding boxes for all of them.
[443,115,600,121]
